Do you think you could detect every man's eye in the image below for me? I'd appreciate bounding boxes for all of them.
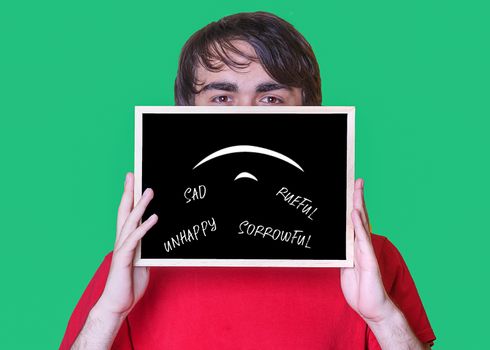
[212,95,232,103]
[260,96,283,104]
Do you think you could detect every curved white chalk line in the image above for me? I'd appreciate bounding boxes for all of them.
[234,172,259,181]
[193,145,304,172]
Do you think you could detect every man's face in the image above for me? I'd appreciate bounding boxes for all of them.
[194,41,303,106]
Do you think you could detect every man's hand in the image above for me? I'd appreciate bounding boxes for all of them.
[96,172,158,317]
[340,178,392,322]
[340,178,429,349]
[71,172,158,350]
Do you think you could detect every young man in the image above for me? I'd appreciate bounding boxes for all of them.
[60,12,435,349]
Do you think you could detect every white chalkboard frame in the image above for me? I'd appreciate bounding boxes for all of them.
[133,106,355,268]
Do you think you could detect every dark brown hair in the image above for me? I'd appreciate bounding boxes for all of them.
[174,11,322,105]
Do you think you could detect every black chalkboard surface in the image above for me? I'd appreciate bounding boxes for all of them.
[133,106,354,267]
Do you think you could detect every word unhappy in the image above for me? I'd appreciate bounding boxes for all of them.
[163,217,217,253]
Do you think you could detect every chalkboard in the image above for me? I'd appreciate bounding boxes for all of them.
[133,106,355,267]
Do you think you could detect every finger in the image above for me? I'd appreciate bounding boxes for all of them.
[354,178,371,234]
[359,179,372,232]
[116,172,134,242]
[351,209,379,274]
[113,214,158,268]
[119,213,158,254]
[352,209,368,243]
[117,187,155,249]
[351,209,375,256]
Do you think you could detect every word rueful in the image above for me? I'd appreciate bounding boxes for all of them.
[276,187,318,220]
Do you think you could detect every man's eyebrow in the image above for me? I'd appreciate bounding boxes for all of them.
[256,82,292,93]
[200,82,238,93]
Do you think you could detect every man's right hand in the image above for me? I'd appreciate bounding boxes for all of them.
[71,172,158,350]
[97,172,158,317]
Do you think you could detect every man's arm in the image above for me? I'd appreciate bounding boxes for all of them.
[365,299,432,349]
[341,179,429,349]
[71,303,126,350]
[68,173,158,350]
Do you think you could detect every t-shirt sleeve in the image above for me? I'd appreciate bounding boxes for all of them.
[58,251,132,350]
[374,235,436,347]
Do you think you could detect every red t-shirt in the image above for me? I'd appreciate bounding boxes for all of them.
[60,234,435,349]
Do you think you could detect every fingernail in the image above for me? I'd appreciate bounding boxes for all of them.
[360,179,364,188]
[125,173,129,186]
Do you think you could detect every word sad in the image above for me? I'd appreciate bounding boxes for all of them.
[184,185,206,203]
[164,217,216,253]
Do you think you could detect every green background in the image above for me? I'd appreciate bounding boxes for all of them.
[1,0,488,348]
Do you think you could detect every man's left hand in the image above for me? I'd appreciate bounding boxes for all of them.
[340,178,395,323]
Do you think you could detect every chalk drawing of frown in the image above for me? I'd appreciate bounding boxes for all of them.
[185,144,314,258]
[192,145,304,182]
[189,143,310,228]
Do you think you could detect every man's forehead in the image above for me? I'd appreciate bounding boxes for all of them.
[196,62,255,80]
[195,62,280,91]
[193,40,296,92]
